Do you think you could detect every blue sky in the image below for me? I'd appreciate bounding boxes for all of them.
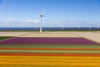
[0,0,100,27]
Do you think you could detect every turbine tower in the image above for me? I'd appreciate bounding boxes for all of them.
[40,9,44,32]
[89,24,91,30]
[97,26,99,30]
[61,24,64,31]
[78,25,80,30]
[10,22,12,31]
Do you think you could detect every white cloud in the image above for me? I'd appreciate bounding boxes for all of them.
[34,20,39,23]
[25,20,34,23]
[0,18,100,27]
[6,18,16,22]
[25,20,39,23]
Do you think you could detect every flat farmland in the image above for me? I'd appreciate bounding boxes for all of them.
[18,32,80,37]
[73,32,100,43]
[0,32,29,36]
[0,31,100,67]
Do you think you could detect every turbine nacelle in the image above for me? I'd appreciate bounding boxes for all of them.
[40,15,43,17]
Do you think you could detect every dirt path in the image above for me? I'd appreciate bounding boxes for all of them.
[72,32,100,44]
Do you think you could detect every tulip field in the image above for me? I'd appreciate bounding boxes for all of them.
[0,36,100,67]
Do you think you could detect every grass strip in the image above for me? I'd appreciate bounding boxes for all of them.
[0,45,100,49]
[0,37,13,41]
[1,48,100,51]
[1,50,100,53]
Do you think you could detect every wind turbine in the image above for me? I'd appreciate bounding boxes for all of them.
[9,19,14,31]
[61,24,64,31]
[36,25,38,30]
[96,23,99,30]
[40,9,44,32]
[10,22,12,31]
[97,26,99,30]
[34,20,39,31]
[77,25,80,30]
[89,24,92,30]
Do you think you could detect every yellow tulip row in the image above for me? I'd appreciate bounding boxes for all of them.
[0,56,100,67]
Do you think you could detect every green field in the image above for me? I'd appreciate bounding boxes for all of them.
[0,36,13,41]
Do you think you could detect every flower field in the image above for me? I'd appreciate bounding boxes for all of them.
[0,37,100,67]
[0,37,98,45]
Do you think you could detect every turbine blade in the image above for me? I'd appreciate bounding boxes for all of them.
[41,9,45,15]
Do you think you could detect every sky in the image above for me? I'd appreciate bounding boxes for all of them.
[0,0,100,27]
